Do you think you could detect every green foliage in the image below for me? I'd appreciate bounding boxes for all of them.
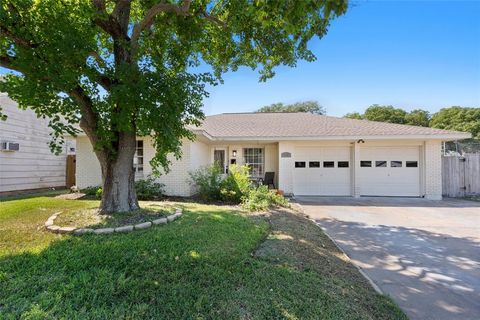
[257,101,325,114]
[362,105,408,124]
[0,0,348,170]
[430,107,480,139]
[189,165,224,201]
[134,176,165,200]
[242,185,289,211]
[219,165,252,203]
[95,187,103,200]
[344,112,363,120]
[405,109,430,127]
[82,177,165,200]
[81,186,102,197]
[345,105,479,138]
[190,164,289,210]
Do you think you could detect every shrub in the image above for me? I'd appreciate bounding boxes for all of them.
[81,186,102,197]
[242,185,289,211]
[189,165,224,201]
[135,176,165,200]
[219,165,252,203]
[95,187,103,199]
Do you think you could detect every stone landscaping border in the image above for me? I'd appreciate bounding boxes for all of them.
[44,208,183,235]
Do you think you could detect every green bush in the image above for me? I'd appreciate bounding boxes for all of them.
[81,186,102,197]
[135,176,165,200]
[219,165,252,203]
[189,165,224,201]
[95,187,103,199]
[81,176,164,201]
[242,185,289,211]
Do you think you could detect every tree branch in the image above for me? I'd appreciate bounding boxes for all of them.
[0,54,23,73]
[91,0,125,40]
[130,0,192,54]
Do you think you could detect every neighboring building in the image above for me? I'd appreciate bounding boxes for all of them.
[0,93,75,193]
[75,112,471,200]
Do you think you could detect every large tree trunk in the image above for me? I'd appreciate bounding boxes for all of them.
[98,132,140,213]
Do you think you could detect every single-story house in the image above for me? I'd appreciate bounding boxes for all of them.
[76,112,471,200]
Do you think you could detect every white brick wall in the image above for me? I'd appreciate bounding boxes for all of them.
[424,140,443,200]
[278,141,294,195]
[76,136,102,188]
[76,136,207,196]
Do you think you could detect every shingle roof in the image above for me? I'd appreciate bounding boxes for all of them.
[194,112,470,140]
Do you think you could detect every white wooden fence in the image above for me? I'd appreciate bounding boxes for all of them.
[442,153,480,197]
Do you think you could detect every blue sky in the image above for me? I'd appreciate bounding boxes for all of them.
[203,0,480,116]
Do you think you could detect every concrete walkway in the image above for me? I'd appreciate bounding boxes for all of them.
[296,196,480,320]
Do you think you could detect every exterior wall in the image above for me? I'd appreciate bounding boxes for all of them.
[75,136,102,188]
[279,139,438,198]
[0,94,69,192]
[76,135,444,199]
[278,141,295,195]
[424,140,443,200]
[76,136,204,197]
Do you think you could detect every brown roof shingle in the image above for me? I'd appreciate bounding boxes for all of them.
[195,112,470,140]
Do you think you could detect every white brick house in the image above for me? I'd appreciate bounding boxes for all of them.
[75,113,470,199]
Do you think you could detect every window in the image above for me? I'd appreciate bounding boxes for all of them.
[360,161,372,167]
[406,161,418,168]
[391,161,402,167]
[323,161,334,168]
[295,161,306,168]
[376,161,387,167]
[338,161,349,168]
[243,148,264,176]
[133,140,144,173]
[309,161,320,168]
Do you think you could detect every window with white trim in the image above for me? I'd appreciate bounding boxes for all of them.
[243,148,264,177]
[133,140,144,174]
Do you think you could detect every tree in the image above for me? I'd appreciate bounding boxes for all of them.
[430,107,480,139]
[344,105,431,126]
[362,104,407,124]
[257,101,325,114]
[344,112,363,120]
[405,109,430,127]
[0,0,348,213]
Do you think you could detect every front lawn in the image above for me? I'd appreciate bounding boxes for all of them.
[0,196,406,319]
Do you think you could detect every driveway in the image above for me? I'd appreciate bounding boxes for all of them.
[296,197,480,320]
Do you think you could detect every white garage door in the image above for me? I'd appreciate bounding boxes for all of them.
[293,147,352,196]
[358,146,420,196]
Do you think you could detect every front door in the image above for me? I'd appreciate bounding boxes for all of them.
[214,149,227,174]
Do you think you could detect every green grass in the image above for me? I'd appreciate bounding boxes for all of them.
[0,196,406,319]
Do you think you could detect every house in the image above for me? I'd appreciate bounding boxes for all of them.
[0,93,76,193]
[75,112,471,199]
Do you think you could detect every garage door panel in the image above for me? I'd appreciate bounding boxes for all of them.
[359,147,420,197]
[294,147,352,196]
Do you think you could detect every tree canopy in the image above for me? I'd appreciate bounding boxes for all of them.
[256,101,325,114]
[344,105,479,138]
[430,107,480,139]
[0,0,348,212]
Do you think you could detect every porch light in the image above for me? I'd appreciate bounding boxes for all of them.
[232,150,237,157]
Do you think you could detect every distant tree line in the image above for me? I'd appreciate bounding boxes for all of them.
[256,101,325,115]
[345,105,480,139]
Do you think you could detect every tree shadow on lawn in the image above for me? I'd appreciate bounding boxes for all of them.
[316,218,480,320]
[0,206,405,320]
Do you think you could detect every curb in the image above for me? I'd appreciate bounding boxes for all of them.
[291,202,384,295]
[44,208,183,235]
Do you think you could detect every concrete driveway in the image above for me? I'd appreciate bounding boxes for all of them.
[296,197,480,320]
